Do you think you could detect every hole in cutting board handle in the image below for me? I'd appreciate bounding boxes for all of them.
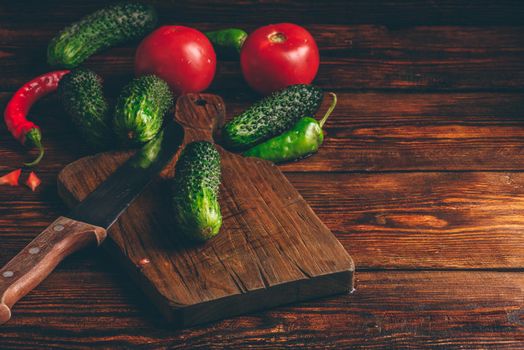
[195,98,207,106]
[174,94,225,145]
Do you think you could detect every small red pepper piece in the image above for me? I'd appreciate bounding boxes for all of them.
[0,169,22,186]
[25,171,41,191]
[4,70,70,166]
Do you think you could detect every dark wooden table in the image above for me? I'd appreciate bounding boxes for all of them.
[1,1,524,348]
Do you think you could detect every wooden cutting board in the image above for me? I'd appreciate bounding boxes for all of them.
[57,94,354,327]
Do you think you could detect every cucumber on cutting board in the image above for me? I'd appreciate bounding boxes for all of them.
[221,84,323,150]
[58,68,113,150]
[171,141,222,242]
[48,2,157,68]
[113,75,173,146]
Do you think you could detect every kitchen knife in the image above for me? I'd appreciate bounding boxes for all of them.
[0,121,184,325]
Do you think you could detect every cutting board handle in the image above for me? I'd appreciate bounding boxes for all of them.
[174,94,226,144]
[0,217,106,325]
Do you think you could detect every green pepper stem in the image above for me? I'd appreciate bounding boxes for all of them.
[24,128,45,167]
[319,92,337,128]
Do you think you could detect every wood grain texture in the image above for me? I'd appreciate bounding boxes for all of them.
[2,25,524,92]
[0,217,106,325]
[0,266,522,349]
[4,25,524,53]
[3,91,524,173]
[6,57,524,93]
[2,0,524,347]
[3,171,524,271]
[287,171,524,269]
[56,94,354,327]
[2,0,524,26]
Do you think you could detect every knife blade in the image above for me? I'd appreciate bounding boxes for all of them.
[0,121,184,325]
[68,121,184,229]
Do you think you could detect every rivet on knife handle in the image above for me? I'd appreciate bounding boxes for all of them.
[0,217,106,325]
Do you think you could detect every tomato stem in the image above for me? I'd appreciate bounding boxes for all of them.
[319,92,337,128]
[268,32,286,43]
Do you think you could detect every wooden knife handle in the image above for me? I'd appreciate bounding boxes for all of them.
[0,216,106,325]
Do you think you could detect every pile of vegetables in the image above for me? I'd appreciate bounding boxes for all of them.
[3,2,336,241]
[243,92,337,163]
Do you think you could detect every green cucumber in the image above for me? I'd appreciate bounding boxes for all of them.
[222,84,323,150]
[58,68,113,150]
[205,28,247,58]
[171,141,222,242]
[113,75,173,146]
[48,2,157,68]
[130,128,164,169]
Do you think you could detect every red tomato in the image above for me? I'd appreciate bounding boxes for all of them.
[240,23,320,95]
[135,26,216,95]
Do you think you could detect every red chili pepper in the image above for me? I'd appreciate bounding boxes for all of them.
[25,171,41,191]
[0,169,21,186]
[4,70,70,166]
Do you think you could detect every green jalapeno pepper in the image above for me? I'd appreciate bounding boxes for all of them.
[243,93,337,163]
[205,28,248,58]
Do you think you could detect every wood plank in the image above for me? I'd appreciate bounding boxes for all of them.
[287,172,524,269]
[0,267,522,348]
[2,92,524,172]
[3,56,524,93]
[3,25,524,54]
[100,55,524,92]
[3,171,524,270]
[1,26,524,92]
[2,1,524,26]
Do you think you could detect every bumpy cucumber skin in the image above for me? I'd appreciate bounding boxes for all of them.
[48,2,157,68]
[58,68,113,150]
[171,141,222,242]
[222,84,323,150]
[113,75,173,145]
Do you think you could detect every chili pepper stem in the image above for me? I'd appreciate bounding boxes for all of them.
[24,143,44,167]
[24,128,45,167]
[319,92,337,128]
